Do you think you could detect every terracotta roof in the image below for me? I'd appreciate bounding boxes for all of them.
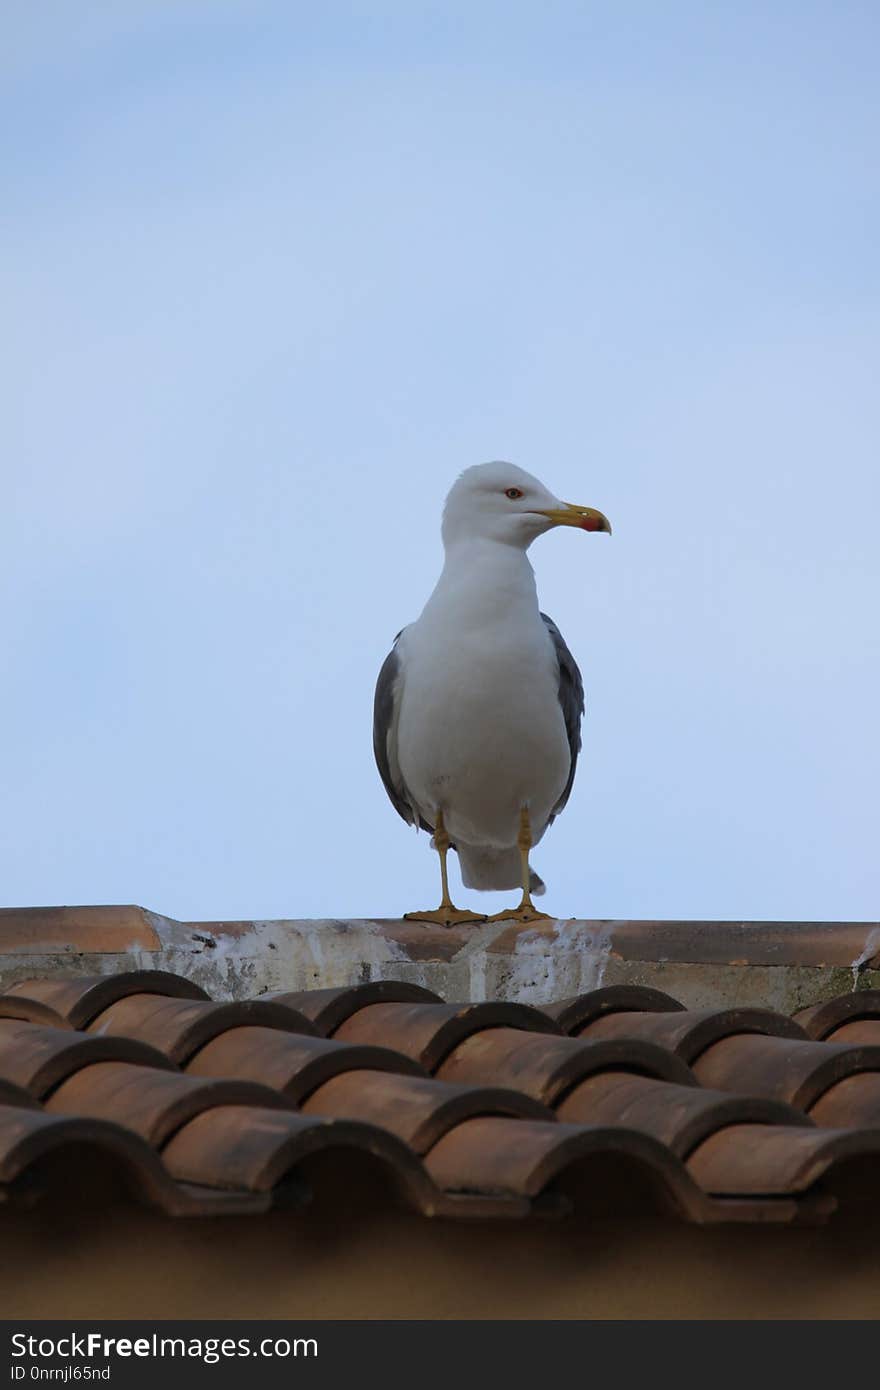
[1,970,879,1226]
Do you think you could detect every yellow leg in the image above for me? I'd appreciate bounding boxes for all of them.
[404,809,486,928]
[485,806,553,924]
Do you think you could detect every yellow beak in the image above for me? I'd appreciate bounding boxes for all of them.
[536,502,612,535]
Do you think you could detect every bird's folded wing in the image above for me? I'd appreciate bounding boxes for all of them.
[540,612,585,821]
[373,630,433,833]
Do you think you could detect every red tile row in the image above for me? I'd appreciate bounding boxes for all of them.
[0,971,878,1225]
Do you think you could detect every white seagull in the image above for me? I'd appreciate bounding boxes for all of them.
[373,461,611,925]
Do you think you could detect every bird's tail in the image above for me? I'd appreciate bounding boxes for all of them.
[456,843,546,896]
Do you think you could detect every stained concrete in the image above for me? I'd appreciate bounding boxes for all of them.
[1,907,878,1011]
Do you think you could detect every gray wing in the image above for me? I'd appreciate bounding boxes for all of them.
[373,629,433,833]
[540,612,585,821]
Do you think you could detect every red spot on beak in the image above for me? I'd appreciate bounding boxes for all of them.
[580,515,603,531]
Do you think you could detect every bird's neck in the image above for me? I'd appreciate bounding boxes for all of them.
[423,538,539,627]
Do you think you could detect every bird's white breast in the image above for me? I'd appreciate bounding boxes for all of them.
[394,545,571,849]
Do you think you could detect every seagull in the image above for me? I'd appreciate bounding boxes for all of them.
[373,461,611,926]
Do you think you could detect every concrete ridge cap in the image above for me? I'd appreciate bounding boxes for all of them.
[0,908,879,971]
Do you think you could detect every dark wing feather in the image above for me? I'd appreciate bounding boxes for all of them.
[373,631,433,832]
[541,612,584,822]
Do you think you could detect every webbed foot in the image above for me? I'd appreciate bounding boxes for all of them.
[483,906,554,924]
[403,907,487,927]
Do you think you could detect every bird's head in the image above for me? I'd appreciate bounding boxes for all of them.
[441,461,612,550]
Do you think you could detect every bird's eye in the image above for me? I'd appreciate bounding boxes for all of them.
[504,487,524,500]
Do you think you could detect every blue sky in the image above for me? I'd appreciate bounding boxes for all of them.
[2,2,878,923]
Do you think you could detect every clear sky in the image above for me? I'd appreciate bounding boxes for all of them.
[2,2,878,925]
